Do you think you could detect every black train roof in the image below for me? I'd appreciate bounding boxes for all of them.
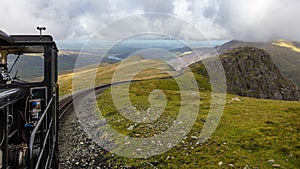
[0,30,14,45]
[0,30,58,51]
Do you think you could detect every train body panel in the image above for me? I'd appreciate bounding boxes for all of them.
[0,30,59,169]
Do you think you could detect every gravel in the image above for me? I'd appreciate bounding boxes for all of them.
[59,106,114,168]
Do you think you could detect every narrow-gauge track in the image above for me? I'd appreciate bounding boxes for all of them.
[58,72,183,119]
[58,95,74,119]
[58,83,111,119]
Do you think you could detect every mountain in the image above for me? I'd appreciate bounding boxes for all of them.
[191,46,300,101]
[216,39,300,87]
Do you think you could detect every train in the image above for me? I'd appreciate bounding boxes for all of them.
[0,29,59,168]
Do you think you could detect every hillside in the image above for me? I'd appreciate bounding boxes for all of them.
[191,47,300,101]
[58,50,117,74]
[57,45,300,168]
[94,74,300,168]
[216,40,300,87]
[272,39,300,53]
[58,55,179,96]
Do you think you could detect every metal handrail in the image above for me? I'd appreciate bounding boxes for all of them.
[34,118,53,169]
[28,97,54,168]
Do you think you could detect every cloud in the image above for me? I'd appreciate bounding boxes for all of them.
[134,0,175,13]
[214,0,300,41]
[0,0,299,41]
[0,0,143,39]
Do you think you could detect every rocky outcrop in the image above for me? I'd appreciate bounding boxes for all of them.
[215,39,300,88]
[221,47,300,101]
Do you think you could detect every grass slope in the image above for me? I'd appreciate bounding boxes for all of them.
[264,43,300,88]
[272,40,300,53]
[95,71,300,168]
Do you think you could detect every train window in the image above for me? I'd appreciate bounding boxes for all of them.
[6,46,45,83]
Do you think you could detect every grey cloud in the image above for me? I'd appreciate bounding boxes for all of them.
[135,0,175,13]
[0,0,299,41]
[214,0,300,41]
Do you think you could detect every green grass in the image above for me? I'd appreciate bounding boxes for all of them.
[57,53,300,168]
[95,72,300,168]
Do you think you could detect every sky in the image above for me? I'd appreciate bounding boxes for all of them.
[1,0,299,41]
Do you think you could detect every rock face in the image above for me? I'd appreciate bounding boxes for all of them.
[221,47,300,101]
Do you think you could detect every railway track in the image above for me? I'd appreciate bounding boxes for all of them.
[58,83,111,119]
[58,72,183,119]
[58,95,74,119]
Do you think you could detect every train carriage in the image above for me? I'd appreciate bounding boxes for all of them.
[0,30,59,169]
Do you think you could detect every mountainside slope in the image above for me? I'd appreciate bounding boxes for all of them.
[91,71,300,168]
[191,47,300,101]
[222,47,300,101]
[216,40,300,87]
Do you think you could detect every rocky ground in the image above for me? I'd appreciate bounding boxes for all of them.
[221,47,300,101]
[58,104,131,169]
[58,98,287,169]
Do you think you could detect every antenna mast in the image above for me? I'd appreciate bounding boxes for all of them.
[37,26,46,40]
